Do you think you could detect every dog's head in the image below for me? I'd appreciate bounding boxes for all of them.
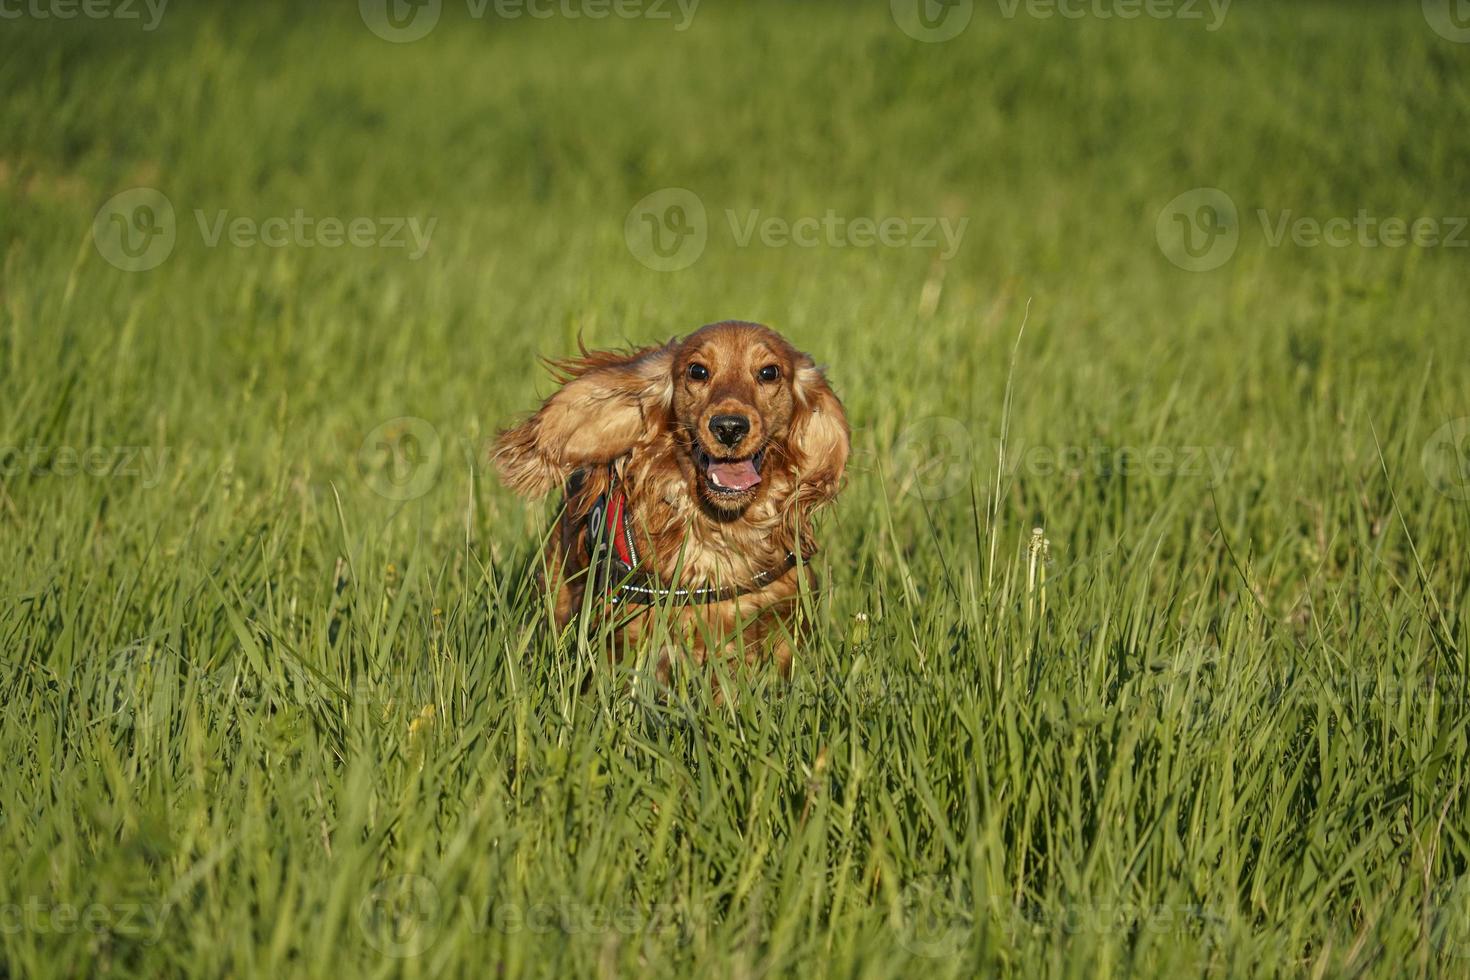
[493,321,848,517]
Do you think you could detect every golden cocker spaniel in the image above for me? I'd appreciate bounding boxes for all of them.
[494,320,849,673]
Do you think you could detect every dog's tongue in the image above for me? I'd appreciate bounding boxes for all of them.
[708,458,761,491]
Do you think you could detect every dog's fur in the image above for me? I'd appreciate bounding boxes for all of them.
[493,321,849,673]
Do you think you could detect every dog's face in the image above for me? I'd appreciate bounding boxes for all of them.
[493,320,849,522]
[671,323,801,514]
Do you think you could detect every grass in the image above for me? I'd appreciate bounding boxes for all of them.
[2,0,1470,976]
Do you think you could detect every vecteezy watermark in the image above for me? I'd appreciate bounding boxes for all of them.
[358,876,703,958]
[891,881,1225,959]
[1432,875,1470,958]
[624,188,968,272]
[454,897,700,940]
[195,210,436,260]
[726,210,967,259]
[1423,418,1470,501]
[783,675,965,712]
[993,0,1230,30]
[0,444,169,488]
[891,0,1229,42]
[1423,0,1470,43]
[889,417,1233,499]
[1258,669,1470,711]
[92,188,436,271]
[0,0,167,30]
[358,0,697,43]
[1256,210,1469,250]
[0,898,171,943]
[357,417,443,501]
[1157,188,1469,272]
[1037,901,1225,940]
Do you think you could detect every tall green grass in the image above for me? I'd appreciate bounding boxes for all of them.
[1,1,1469,976]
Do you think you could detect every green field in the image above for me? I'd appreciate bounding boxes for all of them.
[3,1,1470,976]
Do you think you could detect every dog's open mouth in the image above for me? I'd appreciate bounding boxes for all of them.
[695,446,767,495]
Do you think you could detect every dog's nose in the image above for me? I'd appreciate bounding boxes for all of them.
[709,414,750,448]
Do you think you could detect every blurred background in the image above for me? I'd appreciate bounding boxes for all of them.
[3,2,1467,495]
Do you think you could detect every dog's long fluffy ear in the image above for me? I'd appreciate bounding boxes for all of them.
[788,359,849,504]
[494,342,675,498]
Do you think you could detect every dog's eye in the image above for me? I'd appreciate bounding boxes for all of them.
[687,363,709,381]
[758,364,780,383]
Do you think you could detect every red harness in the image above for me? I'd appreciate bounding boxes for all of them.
[572,466,800,606]
[599,484,638,568]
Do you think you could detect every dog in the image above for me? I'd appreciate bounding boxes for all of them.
[493,320,849,674]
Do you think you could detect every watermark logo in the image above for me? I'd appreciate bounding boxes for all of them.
[1156,187,1238,272]
[93,188,176,272]
[625,187,708,271]
[357,417,443,501]
[460,897,701,938]
[1424,0,1470,43]
[103,646,274,734]
[1050,901,1225,939]
[1431,875,1470,957]
[893,876,971,957]
[890,0,974,42]
[93,190,436,271]
[891,416,975,500]
[358,875,442,957]
[104,642,181,734]
[1159,188,1467,271]
[360,0,442,42]
[888,418,1234,499]
[1423,417,1470,501]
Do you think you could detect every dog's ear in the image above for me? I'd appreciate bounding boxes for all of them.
[493,342,676,498]
[787,358,849,503]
